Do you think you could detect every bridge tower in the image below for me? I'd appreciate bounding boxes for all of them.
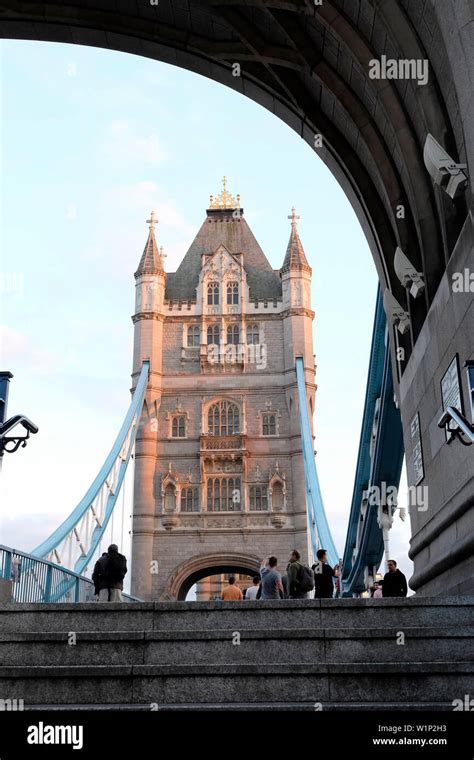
[130,181,316,600]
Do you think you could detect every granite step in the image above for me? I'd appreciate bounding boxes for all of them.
[0,626,472,666]
[0,662,472,708]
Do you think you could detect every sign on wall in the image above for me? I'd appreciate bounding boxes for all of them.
[410,412,424,485]
[440,354,464,440]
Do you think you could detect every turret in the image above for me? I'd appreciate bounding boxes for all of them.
[281,207,314,371]
[281,208,315,549]
[132,210,167,375]
[130,211,166,600]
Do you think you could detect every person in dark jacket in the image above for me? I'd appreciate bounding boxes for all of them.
[95,545,128,602]
[312,549,337,599]
[92,552,108,598]
[286,549,307,599]
[382,559,408,597]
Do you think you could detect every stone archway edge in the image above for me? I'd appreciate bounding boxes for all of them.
[164,551,262,599]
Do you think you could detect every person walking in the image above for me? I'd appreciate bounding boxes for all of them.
[382,560,408,597]
[244,576,261,600]
[312,549,337,599]
[286,549,308,599]
[260,557,284,600]
[97,544,127,602]
[221,576,243,600]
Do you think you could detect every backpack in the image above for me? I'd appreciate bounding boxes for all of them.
[104,552,127,583]
[298,563,315,593]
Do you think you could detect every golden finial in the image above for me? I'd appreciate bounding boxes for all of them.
[209,177,240,209]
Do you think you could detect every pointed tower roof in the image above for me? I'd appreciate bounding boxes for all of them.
[165,181,282,301]
[135,211,166,278]
[281,207,311,274]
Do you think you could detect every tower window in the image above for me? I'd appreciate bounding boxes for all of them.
[226,324,240,345]
[180,487,199,512]
[207,477,241,511]
[207,325,220,345]
[249,485,268,511]
[262,413,277,436]
[226,282,239,305]
[207,282,219,305]
[187,325,200,347]
[208,400,240,436]
[247,324,259,345]
[171,415,186,438]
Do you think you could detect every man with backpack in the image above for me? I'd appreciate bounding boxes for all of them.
[312,549,337,599]
[286,549,314,599]
[95,544,127,602]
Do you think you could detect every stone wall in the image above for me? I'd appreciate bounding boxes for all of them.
[400,212,474,595]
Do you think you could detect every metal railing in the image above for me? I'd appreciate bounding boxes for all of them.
[0,545,141,603]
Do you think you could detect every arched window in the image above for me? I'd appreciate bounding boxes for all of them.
[262,413,277,436]
[207,325,220,345]
[187,325,200,346]
[226,324,240,345]
[207,282,219,305]
[207,477,241,511]
[180,487,199,512]
[272,482,284,511]
[249,485,268,511]
[207,400,240,436]
[246,324,259,344]
[164,484,176,512]
[226,282,239,305]
[171,415,186,438]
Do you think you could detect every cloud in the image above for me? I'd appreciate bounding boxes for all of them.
[76,181,197,281]
[0,512,60,554]
[102,119,169,168]
[0,324,60,374]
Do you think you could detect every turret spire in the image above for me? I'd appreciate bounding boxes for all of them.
[281,207,311,273]
[135,210,166,278]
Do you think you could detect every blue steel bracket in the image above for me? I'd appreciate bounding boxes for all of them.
[340,288,404,596]
[295,356,339,567]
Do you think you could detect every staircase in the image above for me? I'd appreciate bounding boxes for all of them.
[1,597,473,710]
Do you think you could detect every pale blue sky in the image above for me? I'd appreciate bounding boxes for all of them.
[0,40,412,586]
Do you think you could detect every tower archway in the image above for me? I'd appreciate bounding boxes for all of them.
[163,552,261,601]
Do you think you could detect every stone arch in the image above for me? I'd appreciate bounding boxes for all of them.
[2,0,471,372]
[163,551,261,600]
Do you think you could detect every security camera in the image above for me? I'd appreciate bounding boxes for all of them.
[423,134,468,199]
[437,410,450,428]
[383,289,411,335]
[394,247,425,299]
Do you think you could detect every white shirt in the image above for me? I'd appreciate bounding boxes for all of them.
[245,585,259,600]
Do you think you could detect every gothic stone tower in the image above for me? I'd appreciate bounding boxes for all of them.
[130,180,315,600]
